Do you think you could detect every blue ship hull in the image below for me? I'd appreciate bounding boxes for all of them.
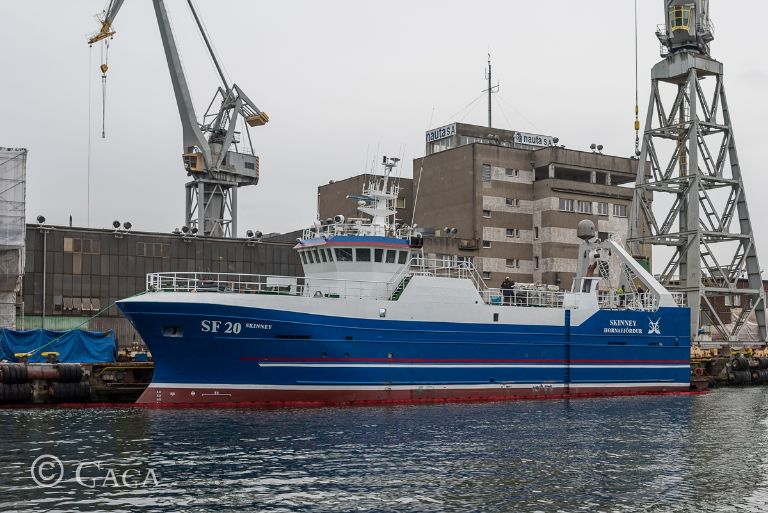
[119,296,692,406]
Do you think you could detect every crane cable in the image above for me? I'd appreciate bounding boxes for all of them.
[633,0,640,156]
[99,38,110,139]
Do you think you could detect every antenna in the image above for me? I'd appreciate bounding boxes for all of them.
[483,53,499,128]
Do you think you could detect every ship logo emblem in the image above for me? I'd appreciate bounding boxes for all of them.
[648,318,661,335]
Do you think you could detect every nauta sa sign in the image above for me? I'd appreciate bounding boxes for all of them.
[514,131,554,147]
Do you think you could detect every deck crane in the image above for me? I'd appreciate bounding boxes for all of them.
[88,0,269,238]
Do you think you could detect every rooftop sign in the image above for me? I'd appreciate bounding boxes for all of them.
[425,124,456,143]
[514,132,554,147]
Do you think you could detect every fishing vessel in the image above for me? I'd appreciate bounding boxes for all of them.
[118,157,691,406]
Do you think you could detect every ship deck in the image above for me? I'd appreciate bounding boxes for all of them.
[144,259,686,312]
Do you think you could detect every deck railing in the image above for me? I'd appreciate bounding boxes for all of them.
[302,222,412,240]
[145,265,688,311]
[482,287,564,308]
[145,272,400,300]
[597,291,687,310]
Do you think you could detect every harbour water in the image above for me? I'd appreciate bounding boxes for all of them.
[1,389,768,512]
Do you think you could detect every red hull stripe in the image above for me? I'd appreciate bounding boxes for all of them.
[135,384,700,407]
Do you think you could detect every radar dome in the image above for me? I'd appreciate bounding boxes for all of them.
[577,219,596,241]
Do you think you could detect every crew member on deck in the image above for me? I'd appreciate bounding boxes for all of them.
[501,277,515,306]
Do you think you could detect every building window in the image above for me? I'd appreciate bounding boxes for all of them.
[534,226,539,239]
[598,231,610,241]
[506,197,519,207]
[505,168,519,177]
[482,271,491,279]
[559,198,575,212]
[440,254,454,267]
[534,256,539,270]
[505,258,519,269]
[482,209,492,218]
[613,204,628,218]
[482,240,492,248]
[725,295,742,307]
[396,197,406,209]
[597,202,609,216]
[576,200,592,214]
[482,164,491,182]
[506,228,520,238]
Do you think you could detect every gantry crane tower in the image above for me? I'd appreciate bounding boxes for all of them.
[89,0,269,238]
[628,0,766,343]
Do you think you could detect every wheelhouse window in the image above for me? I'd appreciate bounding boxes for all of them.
[385,250,397,263]
[300,252,308,264]
[307,251,316,264]
[325,248,335,261]
[318,248,328,262]
[334,248,353,262]
[374,248,384,262]
[356,248,371,262]
[398,251,409,264]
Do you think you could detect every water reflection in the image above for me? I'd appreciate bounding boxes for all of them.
[0,390,767,512]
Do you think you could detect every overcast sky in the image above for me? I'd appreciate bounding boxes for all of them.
[2,1,767,249]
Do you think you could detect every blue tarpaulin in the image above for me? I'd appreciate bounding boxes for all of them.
[0,329,116,363]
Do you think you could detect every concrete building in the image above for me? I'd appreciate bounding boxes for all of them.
[21,225,301,348]
[318,174,414,226]
[412,122,640,290]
